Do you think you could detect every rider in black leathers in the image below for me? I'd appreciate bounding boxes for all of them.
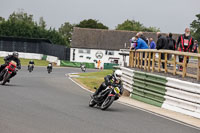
[28,60,35,70]
[93,70,123,97]
[0,52,21,79]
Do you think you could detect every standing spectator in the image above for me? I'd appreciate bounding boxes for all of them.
[176,28,194,70]
[97,60,101,69]
[192,40,199,53]
[137,32,149,45]
[167,33,176,50]
[156,32,168,69]
[149,38,156,49]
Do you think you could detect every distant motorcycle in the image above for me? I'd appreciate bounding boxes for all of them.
[0,60,17,85]
[28,64,34,72]
[47,66,52,74]
[89,85,121,110]
[80,64,86,72]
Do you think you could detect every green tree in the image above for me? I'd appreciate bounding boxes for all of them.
[39,17,46,29]
[116,19,160,32]
[0,11,67,46]
[190,14,200,42]
[76,19,108,29]
[59,22,74,46]
[0,16,5,23]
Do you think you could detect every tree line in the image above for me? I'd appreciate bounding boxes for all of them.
[0,11,199,46]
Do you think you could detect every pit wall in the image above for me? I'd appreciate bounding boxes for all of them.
[0,51,60,65]
[120,67,200,119]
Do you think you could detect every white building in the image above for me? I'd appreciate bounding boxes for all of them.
[71,27,134,68]
[70,48,129,68]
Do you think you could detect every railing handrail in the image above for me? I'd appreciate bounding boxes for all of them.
[131,49,200,57]
[129,49,200,81]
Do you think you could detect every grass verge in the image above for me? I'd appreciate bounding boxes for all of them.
[0,57,49,66]
[73,70,113,92]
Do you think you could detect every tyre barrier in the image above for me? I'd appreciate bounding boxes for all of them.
[120,67,200,119]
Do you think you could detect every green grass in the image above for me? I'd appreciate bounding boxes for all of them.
[0,57,49,66]
[75,70,113,91]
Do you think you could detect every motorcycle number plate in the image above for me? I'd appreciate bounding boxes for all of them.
[114,87,120,94]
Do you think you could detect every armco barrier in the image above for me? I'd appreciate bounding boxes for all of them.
[0,51,59,64]
[120,66,200,119]
[60,60,95,68]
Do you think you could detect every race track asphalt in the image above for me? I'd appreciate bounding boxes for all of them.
[0,67,199,133]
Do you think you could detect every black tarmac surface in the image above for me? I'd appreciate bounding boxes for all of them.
[0,67,199,133]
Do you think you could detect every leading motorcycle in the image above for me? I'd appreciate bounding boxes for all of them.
[0,60,17,85]
[89,85,121,110]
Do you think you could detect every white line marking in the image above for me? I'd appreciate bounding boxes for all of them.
[67,73,200,130]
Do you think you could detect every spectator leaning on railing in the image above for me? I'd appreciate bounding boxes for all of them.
[134,35,149,65]
[134,35,149,50]
[176,28,194,71]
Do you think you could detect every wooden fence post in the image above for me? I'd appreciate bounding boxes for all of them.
[134,52,137,67]
[137,52,140,68]
[148,52,151,71]
[198,57,200,80]
[140,52,143,68]
[129,51,133,67]
[158,53,161,72]
[165,53,168,73]
[152,52,155,72]
[144,52,148,70]
[173,54,177,75]
[182,55,187,78]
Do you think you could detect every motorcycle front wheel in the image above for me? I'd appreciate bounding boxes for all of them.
[100,96,115,110]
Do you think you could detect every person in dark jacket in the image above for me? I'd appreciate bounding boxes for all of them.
[167,33,176,50]
[192,40,199,53]
[93,70,123,97]
[176,28,194,70]
[156,32,168,69]
[0,51,21,80]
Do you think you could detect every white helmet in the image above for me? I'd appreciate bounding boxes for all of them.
[114,70,122,80]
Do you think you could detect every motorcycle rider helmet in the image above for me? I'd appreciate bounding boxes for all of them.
[13,51,19,58]
[114,70,122,81]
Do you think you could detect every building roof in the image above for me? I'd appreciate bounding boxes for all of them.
[71,27,180,51]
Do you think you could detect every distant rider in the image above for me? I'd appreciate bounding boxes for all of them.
[28,60,35,70]
[47,62,53,70]
[0,51,21,80]
[93,70,123,97]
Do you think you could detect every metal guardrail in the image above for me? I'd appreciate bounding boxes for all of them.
[129,49,200,80]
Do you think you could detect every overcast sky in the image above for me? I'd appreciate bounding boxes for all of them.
[1,0,200,33]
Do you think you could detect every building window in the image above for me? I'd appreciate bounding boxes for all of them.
[105,50,114,55]
[78,49,90,54]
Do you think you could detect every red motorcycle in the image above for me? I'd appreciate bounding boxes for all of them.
[0,61,17,85]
